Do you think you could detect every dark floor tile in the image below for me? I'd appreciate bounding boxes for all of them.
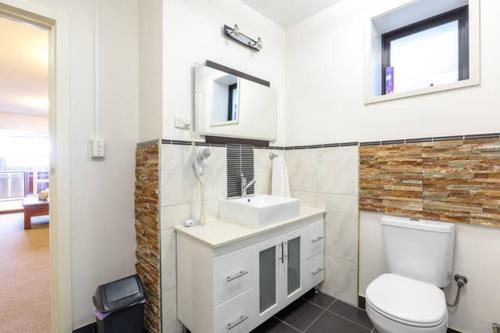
[302,290,336,309]
[251,318,298,333]
[276,299,323,331]
[447,329,463,333]
[306,311,370,333]
[73,323,96,333]
[328,300,373,329]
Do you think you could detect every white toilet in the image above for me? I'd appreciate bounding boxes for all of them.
[366,216,455,333]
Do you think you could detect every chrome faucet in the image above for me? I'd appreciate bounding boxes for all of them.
[240,173,256,197]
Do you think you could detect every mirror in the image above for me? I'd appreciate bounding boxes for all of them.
[194,64,277,141]
[211,73,239,125]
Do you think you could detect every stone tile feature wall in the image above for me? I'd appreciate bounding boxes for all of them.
[255,146,360,305]
[360,138,500,227]
[160,143,227,333]
[135,142,161,333]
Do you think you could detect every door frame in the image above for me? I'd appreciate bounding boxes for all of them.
[0,1,72,332]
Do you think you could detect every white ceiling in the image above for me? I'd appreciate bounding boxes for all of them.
[0,16,49,116]
[241,0,343,27]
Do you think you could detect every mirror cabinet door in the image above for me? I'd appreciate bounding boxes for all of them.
[194,64,277,141]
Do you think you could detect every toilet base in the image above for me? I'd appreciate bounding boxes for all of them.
[366,300,448,333]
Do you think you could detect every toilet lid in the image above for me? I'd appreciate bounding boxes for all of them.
[366,274,447,327]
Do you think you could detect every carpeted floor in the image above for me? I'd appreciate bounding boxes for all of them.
[0,213,50,333]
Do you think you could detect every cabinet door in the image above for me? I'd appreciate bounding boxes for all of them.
[286,236,301,297]
[283,229,305,304]
[258,242,280,316]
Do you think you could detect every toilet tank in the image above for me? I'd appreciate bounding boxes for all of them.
[381,216,455,288]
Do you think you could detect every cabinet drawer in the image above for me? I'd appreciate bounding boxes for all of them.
[306,252,324,289]
[214,289,255,333]
[307,221,324,259]
[213,247,253,306]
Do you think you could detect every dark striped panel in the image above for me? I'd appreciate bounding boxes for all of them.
[227,144,254,198]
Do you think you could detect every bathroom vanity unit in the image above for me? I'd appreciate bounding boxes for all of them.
[175,207,326,333]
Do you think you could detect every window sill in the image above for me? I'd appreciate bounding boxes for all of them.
[364,78,480,105]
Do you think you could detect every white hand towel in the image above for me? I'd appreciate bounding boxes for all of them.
[272,155,291,197]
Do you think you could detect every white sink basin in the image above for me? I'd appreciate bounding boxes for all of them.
[219,195,300,228]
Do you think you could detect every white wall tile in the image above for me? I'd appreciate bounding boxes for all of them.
[317,147,339,194]
[286,147,360,307]
[317,194,359,263]
[286,149,318,192]
[318,146,358,195]
[162,288,182,333]
[161,204,192,229]
[161,228,176,291]
[317,193,358,214]
[321,256,358,305]
[161,144,197,206]
[254,149,275,194]
[191,199,219,223]
[199,146,227,201]
[291,191,318,207]
[328,211,358,263]
[162,144,227,206]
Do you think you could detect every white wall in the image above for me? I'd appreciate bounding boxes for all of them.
[285,0,500,146]
[72,0,139,327]
[138,0,163,141]
[19,0,139,329]
[163,0,287,145]
[0,112,48,132]
[360,212,500,333]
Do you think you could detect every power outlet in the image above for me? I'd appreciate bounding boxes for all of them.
[90,138,105,159]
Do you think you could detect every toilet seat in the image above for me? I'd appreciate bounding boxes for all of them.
[366,274,447,328]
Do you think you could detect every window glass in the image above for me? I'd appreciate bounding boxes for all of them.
[389,21,459,93]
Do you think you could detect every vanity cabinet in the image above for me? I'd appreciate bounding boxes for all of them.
[176,212,325,333]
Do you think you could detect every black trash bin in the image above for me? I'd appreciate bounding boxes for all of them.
[93,274,146,333]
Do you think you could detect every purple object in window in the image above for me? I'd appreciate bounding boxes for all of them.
[385,66,394,94]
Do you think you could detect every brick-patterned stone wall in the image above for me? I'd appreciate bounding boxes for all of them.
[360,138,500,227]
[135,142,161,333]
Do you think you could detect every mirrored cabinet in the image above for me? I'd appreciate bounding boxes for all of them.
[194,63,278,142]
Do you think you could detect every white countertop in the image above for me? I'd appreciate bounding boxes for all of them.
[175,206,326,248]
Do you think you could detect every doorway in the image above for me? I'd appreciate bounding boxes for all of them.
[0,13,51,332]
[0,1,72,331]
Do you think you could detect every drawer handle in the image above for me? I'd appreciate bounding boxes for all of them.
[312,268,324,276]
[226,270,248,282]
[312,236,324,243]
[227,315,249,330]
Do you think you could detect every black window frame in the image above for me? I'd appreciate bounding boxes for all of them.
[381,5,469,95]
[227,83,238,121]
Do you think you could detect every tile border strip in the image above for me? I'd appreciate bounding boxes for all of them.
[153,132,500,150]
[358,132,499,147]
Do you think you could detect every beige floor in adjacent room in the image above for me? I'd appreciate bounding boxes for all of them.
[0,213,50,333]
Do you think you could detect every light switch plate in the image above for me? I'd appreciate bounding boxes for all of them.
[174,116,191,129]
[90,138,105,159]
